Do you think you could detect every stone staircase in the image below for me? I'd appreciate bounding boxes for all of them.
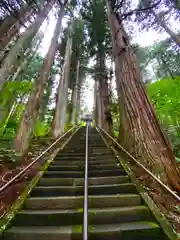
[3,127,169,239]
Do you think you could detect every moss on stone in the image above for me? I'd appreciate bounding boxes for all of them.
[72,225,82,233]
[88,225,94,231]
[77,208,83,213]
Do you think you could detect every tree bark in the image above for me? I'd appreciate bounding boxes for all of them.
[98,52,114,136]
[71,60,80,125]
[0,0,55,90]
[106,0,180,190]
[52,74,63,136]
[75,84,81,124]
[0,3,28,39]
[159,55,174,79]
[0,4,33,52]
[94,80,102,127]
[52,26,73,137]
[13,6,65,155]
[11,33,44,82]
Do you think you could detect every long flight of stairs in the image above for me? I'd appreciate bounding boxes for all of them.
[3,127,169,239]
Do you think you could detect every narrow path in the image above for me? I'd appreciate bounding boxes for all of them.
[2,127,169,239]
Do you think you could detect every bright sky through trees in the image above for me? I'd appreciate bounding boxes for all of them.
[36,5,180,113]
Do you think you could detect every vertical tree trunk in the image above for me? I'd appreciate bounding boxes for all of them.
[0,0,55,90]
[7,47,31,82]
[159,56,174,79]
[52,26,73,137]
[39,74,55,121]
[94,81,98,126]
[52,74,63,136]
[75,84,81,124]
[68,85,74,124]
[13,6,65,155]
[99,52,114,135]
[106,0,180,190]
[94,80,103,127]
[71,60,80,125]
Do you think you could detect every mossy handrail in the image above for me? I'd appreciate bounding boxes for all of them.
[97,127,180,202]
[0,125,79,193]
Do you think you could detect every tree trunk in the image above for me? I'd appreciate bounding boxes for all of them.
[71,60,80,125]
[94,81,98,125]
[39,74,55,121]
[52,26,73,137]
[0,4,33,52]
[98,52,114,136]
[0,0,55,90]
[52,74,63,136]
[106,0,180,190]
[75,84,81,124]
[13,6,65,155]
[94,80,102,127]
[11,33,44,82]
[68,86,74,124]
[159,56,174,79]
[151,10,180,47]
[0,3,28,40]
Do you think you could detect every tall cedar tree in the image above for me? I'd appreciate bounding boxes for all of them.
[106,0,180,190]
[13,5,66,155]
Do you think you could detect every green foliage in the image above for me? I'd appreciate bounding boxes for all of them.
[0,52,43,141]
[0,81,31,106]
[147,76,180,157]
[114,131,118,137]
[135,37,180,82]
[16,54,43,82]
[0,128,16,138]
[65,123,73,131]
[33,120,50,137]
[149,40,180,79]
[147,76,180,125]
[81,0,110,58]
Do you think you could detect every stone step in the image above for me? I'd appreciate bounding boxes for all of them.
[56,153,114,157]
[2,128,167,240]
[47,164,123,172]
[56,152,86,157]
[4,222,162,240]
[51,159,117,166]
[43,171,85,178]
[53,157,115,163]
[25,194,142,209]
[31,183,137,197]
[62,149,110,154]
[38,176,129,186]
[43,169,126,178]
[13,206,152,226]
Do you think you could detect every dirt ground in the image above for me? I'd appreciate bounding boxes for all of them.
[0,137,55,217]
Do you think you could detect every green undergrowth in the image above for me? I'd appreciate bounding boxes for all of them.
[0,148,20,164]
